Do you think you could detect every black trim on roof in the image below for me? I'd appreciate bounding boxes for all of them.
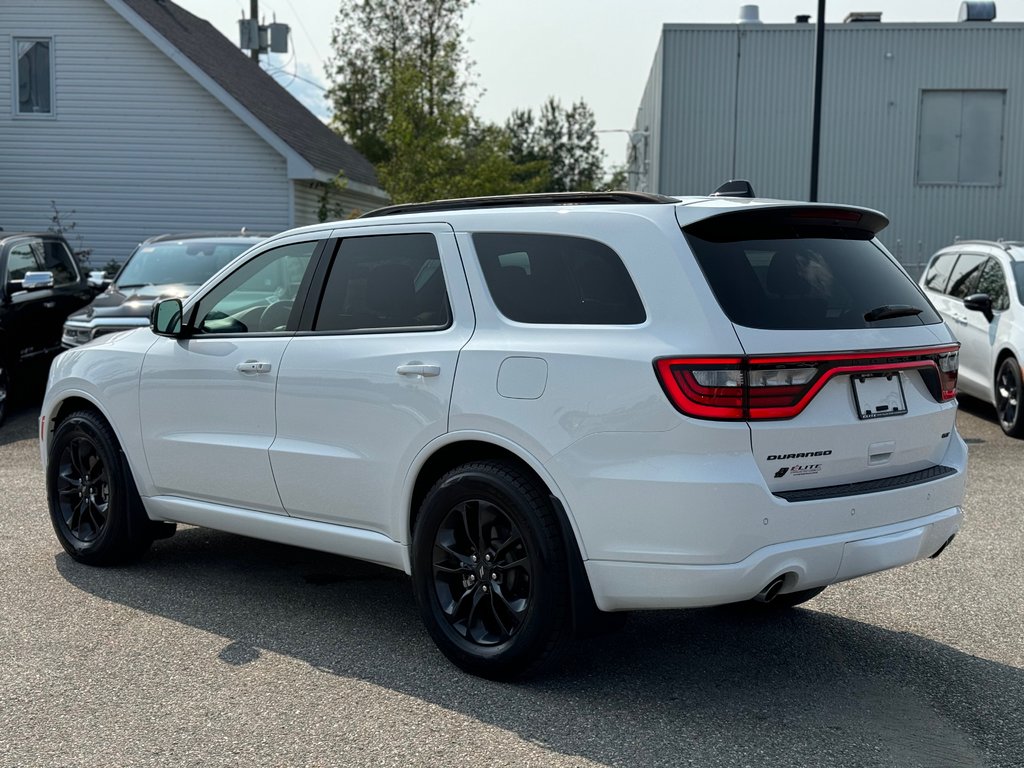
[361,191,678,218]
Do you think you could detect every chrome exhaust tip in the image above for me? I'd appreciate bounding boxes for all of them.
[753,576,786,603]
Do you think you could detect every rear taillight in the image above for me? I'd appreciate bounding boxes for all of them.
[655,345,959,421]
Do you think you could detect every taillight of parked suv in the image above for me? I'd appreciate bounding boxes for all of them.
[654,345,959,420]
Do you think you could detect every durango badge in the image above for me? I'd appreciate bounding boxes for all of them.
[766,450,833,461]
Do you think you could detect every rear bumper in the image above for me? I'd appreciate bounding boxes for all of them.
[585,505,962,611]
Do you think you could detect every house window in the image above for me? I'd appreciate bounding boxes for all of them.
[916,90,1004,185]
[15,38,53,115]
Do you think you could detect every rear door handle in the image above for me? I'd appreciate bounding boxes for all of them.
[236,360,272,374]
[396,364,440,377]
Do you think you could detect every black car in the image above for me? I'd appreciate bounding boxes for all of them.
[61,232,268,348]
[0,232,94,425]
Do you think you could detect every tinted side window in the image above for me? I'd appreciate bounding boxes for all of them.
[314,233,450,332]
[976,258,1010,311]
[5,243,40,282]
[194,241,317,334]
[923,252,958,293]
[473,233,645,324]
[946,253,987,299]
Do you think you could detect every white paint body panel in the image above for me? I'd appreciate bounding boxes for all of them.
[40,198,968,611]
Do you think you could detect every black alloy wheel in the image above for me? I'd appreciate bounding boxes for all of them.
[55,432,111,542]
[431,498,532,646]
[995,357,1024,438]
[47,410,153,565]
[0,365,7,427]
[412,460,571,679]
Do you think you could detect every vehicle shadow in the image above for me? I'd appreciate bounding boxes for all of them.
[55,527,1023,767]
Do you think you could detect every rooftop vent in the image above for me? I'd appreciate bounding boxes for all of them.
[959,1,996,21]
[738,5,763,24]
[844,11,883,22]
[795,14,811,23]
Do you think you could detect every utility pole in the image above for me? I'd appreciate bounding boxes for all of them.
[809,0,826,201]
[250,0,260,62]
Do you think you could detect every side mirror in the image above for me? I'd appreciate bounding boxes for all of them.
[22,271,55,291]
[87,270,110,291]
[151,298,184,337]
[963,293,994,323]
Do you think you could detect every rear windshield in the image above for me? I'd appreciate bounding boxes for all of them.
[685,217,939,330]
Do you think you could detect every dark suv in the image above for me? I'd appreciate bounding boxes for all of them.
[0,232,93,425]
[61,232,268,348]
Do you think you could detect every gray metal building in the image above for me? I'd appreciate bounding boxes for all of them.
[628,6,1024,273]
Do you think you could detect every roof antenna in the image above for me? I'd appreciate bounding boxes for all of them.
[710,179,756,198]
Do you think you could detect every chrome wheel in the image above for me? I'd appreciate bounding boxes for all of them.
[432,499,532,646]
[55,435,111,543]
[995,357,1024,437]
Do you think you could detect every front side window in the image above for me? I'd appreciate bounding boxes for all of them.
[976,258,1009,311]
[473,233,646,324]
[15,38,52,115]
[946,253,988,299]
[193,241,317,334]
[313,233,450,332]
[5,238,76,286]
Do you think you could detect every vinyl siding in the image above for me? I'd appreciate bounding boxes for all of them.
[0,0,291,265]
[638,22,1024,273]
[292,179,390,227]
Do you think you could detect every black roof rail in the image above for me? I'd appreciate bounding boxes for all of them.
[361,191,678,219]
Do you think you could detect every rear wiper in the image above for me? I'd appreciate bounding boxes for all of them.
[115,283,153,289]
[864,304,924,322]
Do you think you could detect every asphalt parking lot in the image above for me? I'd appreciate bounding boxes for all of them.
[1,395,1022,768]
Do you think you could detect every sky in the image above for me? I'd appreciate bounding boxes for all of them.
[173,1,1023,172]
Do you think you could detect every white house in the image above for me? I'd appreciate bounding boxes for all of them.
[1,0,388,265]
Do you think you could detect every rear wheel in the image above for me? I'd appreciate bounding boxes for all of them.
[46,410,153,565]
[995,357,1024,438]
[412,460,572,679]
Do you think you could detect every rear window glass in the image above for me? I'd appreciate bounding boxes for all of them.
[473,233,645,324]
[685,222,940,330]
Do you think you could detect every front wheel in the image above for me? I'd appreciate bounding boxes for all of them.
[412,461,572,679]
[995,357,1024,438]
[46,410,153,565]
[0,365,8,427]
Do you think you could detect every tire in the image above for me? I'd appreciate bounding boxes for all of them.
[0,364,8,428]
[995,357,1024,438]
[46,410,153,565]
[749,585,827,610]
[411,460,572,679]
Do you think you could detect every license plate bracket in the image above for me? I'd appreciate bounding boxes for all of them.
[852,372,907,420]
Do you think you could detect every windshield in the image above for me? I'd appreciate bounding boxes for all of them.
[115,240,254,289]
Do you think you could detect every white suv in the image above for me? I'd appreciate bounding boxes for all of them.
[919,240,1024,436]
[40,191,966,678]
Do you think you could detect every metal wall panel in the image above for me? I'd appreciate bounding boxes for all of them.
[634,22,1024,272]
[630,37,663,192]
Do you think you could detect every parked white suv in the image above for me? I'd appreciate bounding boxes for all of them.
[919,240,1024,436]
[40,191,966,678]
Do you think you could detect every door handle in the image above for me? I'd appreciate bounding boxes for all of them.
[236,360,272,374]
[396,363,440,378]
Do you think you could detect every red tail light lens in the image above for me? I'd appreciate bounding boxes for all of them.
[655,345,959,421]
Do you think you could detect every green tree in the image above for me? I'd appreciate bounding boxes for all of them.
[325,0,473,167]
[504,98,606,192]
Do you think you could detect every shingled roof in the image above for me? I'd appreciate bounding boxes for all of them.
[116,0,381,189]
